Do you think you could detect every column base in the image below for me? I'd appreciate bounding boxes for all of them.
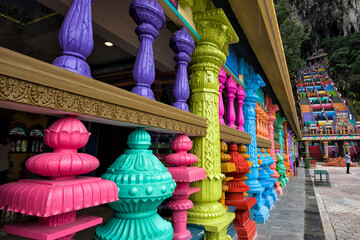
[187,212,235,240]
[173,230,192,240]
[235,218,257,240]
[263,194,274,210]
[251,205,269,223]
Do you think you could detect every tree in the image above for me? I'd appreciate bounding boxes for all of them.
[274,0,310,82]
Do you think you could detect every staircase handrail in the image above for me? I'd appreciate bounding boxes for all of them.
[305,85,316,124]
[316,88,328,122]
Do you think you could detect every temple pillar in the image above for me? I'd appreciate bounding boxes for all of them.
[276,117,287,187]
[305,141,310,158]
[283,122,292,178]
[243,73,269,223]
[187,4,238,238]
[265,98,281,195]
[323,141,329,159]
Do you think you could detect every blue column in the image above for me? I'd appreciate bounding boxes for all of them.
[258,148,274,210]
[243,73,269,223]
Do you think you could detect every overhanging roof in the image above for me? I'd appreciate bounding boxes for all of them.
[227,0,301,139]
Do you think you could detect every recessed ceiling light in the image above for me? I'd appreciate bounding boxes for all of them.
[104,41,113,47]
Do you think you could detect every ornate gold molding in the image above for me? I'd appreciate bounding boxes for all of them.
[0,47,208,136]
[0,75,207,136]
[274,142,281,149]
[220,124,251,144]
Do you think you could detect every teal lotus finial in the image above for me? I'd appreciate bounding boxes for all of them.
[95,128,175,240]
[127,127,151,149]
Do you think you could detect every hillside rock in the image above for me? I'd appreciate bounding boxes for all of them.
[288,0,360,50]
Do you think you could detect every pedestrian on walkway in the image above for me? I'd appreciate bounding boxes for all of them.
[345,152,351,174]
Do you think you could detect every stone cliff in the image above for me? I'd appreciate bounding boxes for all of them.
[288,0,360,49]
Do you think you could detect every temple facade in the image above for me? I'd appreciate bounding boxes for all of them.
[0,0,300,239]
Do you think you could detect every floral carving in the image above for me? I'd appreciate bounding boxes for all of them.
[0,75,206,136]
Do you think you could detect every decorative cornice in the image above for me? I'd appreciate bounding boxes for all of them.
[256,136,272,148]
[220,124,251,144]
[274,142,281,149]
[0,47,208,136]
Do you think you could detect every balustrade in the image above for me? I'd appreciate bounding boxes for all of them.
[130,0,165,99]
[95,128,176,240]
[165,134,206,240]
[0,116,118,239]
[227,143,257,240]
[53,0,94,78]
[225,76,237,128]
[170,27,195,111]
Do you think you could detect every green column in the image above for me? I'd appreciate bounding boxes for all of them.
[275,116,288,187]
[186,3,238,239]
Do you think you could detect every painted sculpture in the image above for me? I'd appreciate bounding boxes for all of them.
[95,128,176,240]
[236,85,246,131]
[227,143,257,240]
[265,98,282,195]
[165,134,206,240]
[187,4,237,238]
[53,0,94,78]
[0,116,118,239]
[225,76,237,128]
[219,67,227,125]
[220,140,236,209]
[243,70,269,223]
[170,27,195,111]
[130,0,165,99]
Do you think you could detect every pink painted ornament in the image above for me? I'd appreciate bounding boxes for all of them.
[0,116,118,239]
[225,76,237,128]
[236,85,246,131]
[165,134,206,240]
[218,67,227,125]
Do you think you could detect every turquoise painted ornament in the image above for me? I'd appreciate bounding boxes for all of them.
[95,128,175,240]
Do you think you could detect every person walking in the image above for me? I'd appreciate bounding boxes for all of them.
[345,152,351,174]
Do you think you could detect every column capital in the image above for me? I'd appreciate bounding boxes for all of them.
[244,74,265,100]
[193,9,238,55]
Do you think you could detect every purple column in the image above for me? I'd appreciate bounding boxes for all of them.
[53,0,94,78]
[225,76,237,128]
[236,85,246,131]
[130,0,165,99]
[170,27,195,111]
[218,67,227,124]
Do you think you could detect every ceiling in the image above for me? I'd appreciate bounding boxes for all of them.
[0,0,135,67]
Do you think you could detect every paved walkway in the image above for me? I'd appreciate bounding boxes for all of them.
[256,167,305,240]
[312,164,360,240]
